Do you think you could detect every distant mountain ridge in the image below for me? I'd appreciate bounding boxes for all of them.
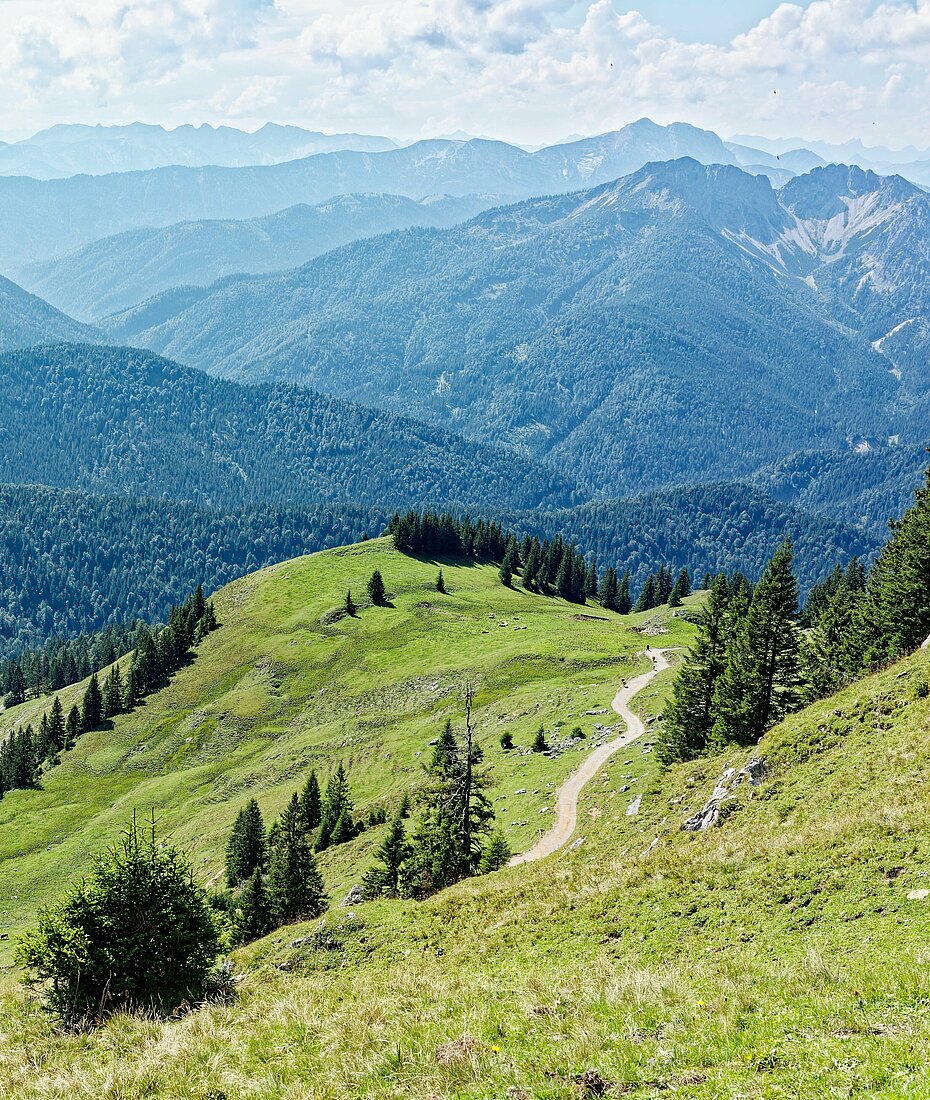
[106,158,930,500]
[0,122,398,179]
[0,119,747,269]
[16,194,499,321]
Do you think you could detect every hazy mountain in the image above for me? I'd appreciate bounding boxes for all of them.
[0,119,743,269]
[110,158,911,499]
[17,193,498,321]
[0,274,98,352]
[0,122,397,179]
[732,132,930,187]
[0,343,579,513]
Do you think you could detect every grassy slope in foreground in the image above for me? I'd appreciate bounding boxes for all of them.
[5,584,930,1096]
[0,537,691,961]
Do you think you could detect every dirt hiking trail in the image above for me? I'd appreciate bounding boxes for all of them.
[509,648,671,865]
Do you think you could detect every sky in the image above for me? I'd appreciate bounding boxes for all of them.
[0,0,928,149]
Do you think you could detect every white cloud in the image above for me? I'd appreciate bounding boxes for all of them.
[0,0,928,148]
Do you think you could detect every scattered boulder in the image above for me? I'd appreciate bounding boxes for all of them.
[341,884,365,907]
[907,889,930,901]
[682,757,766,832]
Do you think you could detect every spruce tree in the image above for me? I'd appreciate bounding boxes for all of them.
[367,570,387,606]
[617,570,633,614]
[267,794,326,923]
[225,798,267,887]
[300,772,322,832]
[711,540,799,747]
[584,556,599,599]
[659,574,730,764]
[362,811,411,898]
[64,705,81,751]
[635,574,657,613]
[531,725,548,753]
[478,831,511,873]
[317,763,354,850]
[48,696,65,756]
[81,673,102,732]
[599,567,619,612]
[232,870,272,946]
[436,570,446,594]
[344,590,356,617]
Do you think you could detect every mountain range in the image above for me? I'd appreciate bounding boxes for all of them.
[0,122,397,179]
[18,194,498,322]
[104,158,929,501]
[0,120,749,270]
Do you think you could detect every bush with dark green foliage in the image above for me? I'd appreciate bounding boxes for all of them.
[17,819,222,1027]
[531,726,549,753]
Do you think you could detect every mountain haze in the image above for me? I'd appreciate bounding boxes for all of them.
[110,158,917,498]
[0,120,746,269]
[17,194,498,321]
[0,274,99,352]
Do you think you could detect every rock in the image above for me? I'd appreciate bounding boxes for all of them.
[640,837,659,859]
[341,884,365,906]
[682,757,766,831]
[907,889,930,901]
[626,795,642,816]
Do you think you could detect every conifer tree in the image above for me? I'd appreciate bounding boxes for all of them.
[317,763,354,850]
[584,556,599,599]
[300,772,322,832]
[367,570,387,606]
[635,574,657,613]
[48,696,65,756]
[711,540,799,746]
[659,574,730,764]
[81,673,102,732]
[267,794,326,923]
[64,705,81,751]
[617,570,633,614]
[344,590,356,616]
[5,663,25,707]
[656,565,673,605]
[225,798,267,887]
[436,570,446,594]
[232,869,272,946]
[599,567,619,611]
[478,831,511,873]
[531,725,548,753]
[362,811,411,898]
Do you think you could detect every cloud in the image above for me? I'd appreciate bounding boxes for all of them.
[0,0,928,147]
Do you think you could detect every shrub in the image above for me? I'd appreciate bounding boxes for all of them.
[17,818,222,1027]
[531,726,548,753]
[500,731,514,750]
[571,726,586,739]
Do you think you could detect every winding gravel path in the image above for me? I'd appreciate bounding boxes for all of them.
[509,648,671,865]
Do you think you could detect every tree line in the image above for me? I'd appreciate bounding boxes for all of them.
[389,509,690,612]
[660,466,930,764]
[0,588,216,801]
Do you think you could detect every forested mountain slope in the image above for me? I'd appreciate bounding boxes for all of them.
[0,344,577,512]
[0,120,740,268]
[111,159,908,497]
[17,194,496,321]
[0,275,98,352]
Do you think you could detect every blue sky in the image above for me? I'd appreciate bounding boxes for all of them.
[0,1,927,149]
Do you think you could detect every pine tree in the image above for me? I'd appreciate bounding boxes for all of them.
[64,705,81,751]
[267,794,326,923]
[522,541,542,592]
[659,574,730,764]
[48,696,65,756]
[635,574,657,613]
[669,567,690,608]
[478,831,511,873]
[367,570,387,606]
[102,666,123,718]
[436,570,446,594]
[317,763,354,849]
[656,565,673,605]
[225,798,267,887]
[711,540,799,747]
[617,570,633,614]
[531,725,548,753]
[584,556,599,599]
[232,869,272,946]
[362,811,411,898]
[599,567,619,612]
[5,663,25,707]
[81,673,102,732]
[345,590,356,616]
[300,772,322,832]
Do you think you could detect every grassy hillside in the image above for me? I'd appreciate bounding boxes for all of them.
[5,539,930,1097]
[0,537,692,961]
